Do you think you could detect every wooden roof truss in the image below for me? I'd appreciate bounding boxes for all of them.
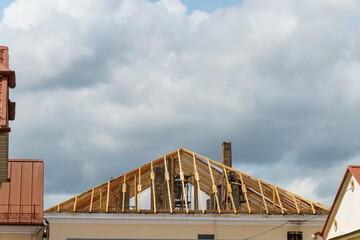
[46,148,329,214]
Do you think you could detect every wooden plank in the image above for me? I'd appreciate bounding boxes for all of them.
[206,158,221,213]
[273,187,276,211]
[73,196,77,212]
[274,186,284,214]
[177,150,189,213]
[134,175,137,210]
[100,188,102,211]
[310,201,315,214]
[258,180,268,214]
[223,166,237,213]
[106,181,110,212]
[89,188,94,212]
[292,193,300,214]
[238,172,251,214]
[122,174,127,213]
[171,157,175,210]
[163,156,173,213]
[151,162,156,213]
[138,168,141,213]
[193,153,204,213]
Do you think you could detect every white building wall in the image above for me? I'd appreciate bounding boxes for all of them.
[327,176,360,239]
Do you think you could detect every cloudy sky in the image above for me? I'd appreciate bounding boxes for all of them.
[1,0,360,209]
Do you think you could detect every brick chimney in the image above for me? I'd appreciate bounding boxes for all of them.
[222,142,232,167]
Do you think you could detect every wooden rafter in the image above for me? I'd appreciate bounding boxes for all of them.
[45,148,329,215]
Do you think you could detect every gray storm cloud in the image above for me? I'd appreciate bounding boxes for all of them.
[1,0,360,208]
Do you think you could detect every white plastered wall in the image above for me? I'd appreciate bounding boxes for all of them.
[327,175,360,239]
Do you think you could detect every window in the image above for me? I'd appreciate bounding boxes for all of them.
[198,234,215,239]
[288,231,302,240]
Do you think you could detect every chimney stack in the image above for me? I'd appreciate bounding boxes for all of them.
[222,142,232,167]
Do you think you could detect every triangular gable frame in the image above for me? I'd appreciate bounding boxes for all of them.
[46,148,329,215]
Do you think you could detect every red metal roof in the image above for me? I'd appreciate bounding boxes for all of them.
[0,159,43,225]
[348,165,360,185]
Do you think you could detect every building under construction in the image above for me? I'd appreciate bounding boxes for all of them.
[45,143,329,240]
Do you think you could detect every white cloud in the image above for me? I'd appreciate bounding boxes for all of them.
[1,0,360,208]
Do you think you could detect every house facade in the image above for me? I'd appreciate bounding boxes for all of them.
[320,166,360,240]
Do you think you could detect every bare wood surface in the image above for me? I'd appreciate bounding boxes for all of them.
[163,156,173,213]
[238,172,251,214]
[193,153,205,213]
[206,158,221,213]
[258,180,268,214]
[178,150,189,213]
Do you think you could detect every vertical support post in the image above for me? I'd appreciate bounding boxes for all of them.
[138,168,141,213]
[89,188,94,212]
[163,156,173,213]
[273,187,276,211]
[171,157,175,209]
[106,181,110,212]
[258,180,268,214]
[134,175,137,211]
[57,204,60,212]
[100,188,102,211]
[223,166,237,213]
[193,153,204,213]
[73,197,77,212]
[274,186,284,214]
[206,158,221,213]
[151,162,157,213]
[122,175,127,213]
[177,150,189,213]
[238,173,251,214]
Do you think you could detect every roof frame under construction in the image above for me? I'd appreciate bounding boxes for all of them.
[46,148,329,215]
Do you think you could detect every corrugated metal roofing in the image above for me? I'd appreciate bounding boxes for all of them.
[0,159,43,225]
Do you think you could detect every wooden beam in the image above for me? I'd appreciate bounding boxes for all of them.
[163,156,173,213]
[73,197,77,212]
[171,157,175,210]
[151,162,157,213]
[89,188,94,212]
[100,188,102,211]
[258,180,268,214]
[177,150,189,213]
[310,202,315,214]
[106,181,110,212]
[122,174,127,213]
[273,187,276,211]
[138,168,141,213]
[223,166,237,213]
[193,153,205,213]
[57,204,60,212]
[274,186,284,214]
[134,175,137,211]
[206,158,221,213]
[292,193,300,214]
[238,172,251,214]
